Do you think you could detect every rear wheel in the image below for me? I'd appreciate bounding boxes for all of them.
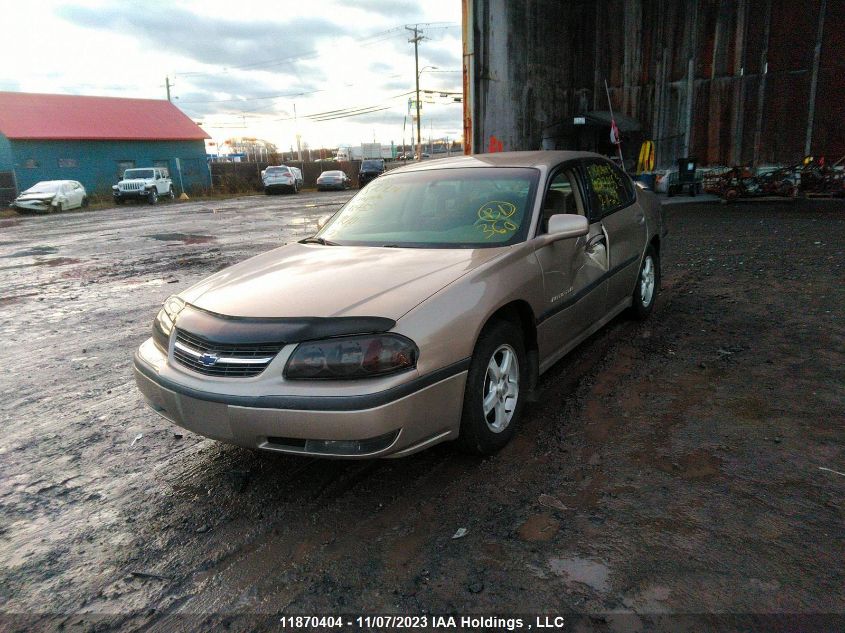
[168,185,175,199]
[628,245,659,320]
[457,319,527,455]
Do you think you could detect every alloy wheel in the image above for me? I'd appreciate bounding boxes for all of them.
[482,344,520,433]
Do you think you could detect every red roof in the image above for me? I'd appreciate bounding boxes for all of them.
[0,92,209,141]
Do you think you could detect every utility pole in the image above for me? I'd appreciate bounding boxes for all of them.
[165,76,172,102]
[294,102,302,162]
[407,25,423,161]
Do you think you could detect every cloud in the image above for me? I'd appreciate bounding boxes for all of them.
[57,4,349,71]
[353,0,423,19]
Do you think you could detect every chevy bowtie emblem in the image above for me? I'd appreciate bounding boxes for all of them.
[198,352,220,367]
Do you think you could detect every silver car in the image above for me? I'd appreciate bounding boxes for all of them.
[134,151,665,458]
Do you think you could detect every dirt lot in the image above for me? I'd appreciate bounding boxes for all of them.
[1,194,843,631]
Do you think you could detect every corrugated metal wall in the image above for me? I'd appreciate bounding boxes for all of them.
[469,0,841,167]
[6,139,211,196]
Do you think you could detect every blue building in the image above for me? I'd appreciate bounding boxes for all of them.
[0,91,211,205]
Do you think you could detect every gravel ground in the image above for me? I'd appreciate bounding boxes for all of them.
[0,194,843,632]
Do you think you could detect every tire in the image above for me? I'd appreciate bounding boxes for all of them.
[148,189,158,205]
[81,196,89,208]
[456,319,527,455]
[168,186,175,200]
[115,198,124,205]
[52,202,63,213]
[628,245,660,320]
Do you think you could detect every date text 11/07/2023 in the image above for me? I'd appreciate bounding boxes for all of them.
[277,615,568,630]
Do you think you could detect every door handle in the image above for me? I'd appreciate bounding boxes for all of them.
[585,234,606,251]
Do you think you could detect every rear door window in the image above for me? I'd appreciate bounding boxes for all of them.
[583,160,635,218]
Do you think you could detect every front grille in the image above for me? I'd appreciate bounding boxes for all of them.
[172,328,285,378]
[121,182,142,191]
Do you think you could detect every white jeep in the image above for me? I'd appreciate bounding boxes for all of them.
[113,168,174,205]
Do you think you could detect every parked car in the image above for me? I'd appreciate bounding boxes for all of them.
[134,151,665,459]
[316,170,351,191]
[113,168,174,205]
[358,158,385,188]
[263,165,302,194]
[12,180,88,213]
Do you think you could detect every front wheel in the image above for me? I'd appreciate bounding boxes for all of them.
[52,202,63,213]
[81,196,89,208]
[148,189,158,205]
[457,320,527,455]
[628,245,660,320]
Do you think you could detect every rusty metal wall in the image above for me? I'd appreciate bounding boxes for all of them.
[468,0,840,167]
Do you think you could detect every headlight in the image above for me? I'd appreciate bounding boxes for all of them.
[152,295,186,351]
[112,185,118,190]
[285,334,418,380]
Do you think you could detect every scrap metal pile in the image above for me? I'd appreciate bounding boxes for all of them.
[702,157,844,202]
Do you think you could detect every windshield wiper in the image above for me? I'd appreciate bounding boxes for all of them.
[299,236,340,246]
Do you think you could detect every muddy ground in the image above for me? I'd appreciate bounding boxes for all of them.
[1,194,843,632]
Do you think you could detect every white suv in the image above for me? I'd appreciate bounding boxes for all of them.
[262,165,302,194]
[113,168,174,205]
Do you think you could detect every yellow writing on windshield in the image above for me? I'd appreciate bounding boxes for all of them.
[476,200,518,239]
[587,163,623,210]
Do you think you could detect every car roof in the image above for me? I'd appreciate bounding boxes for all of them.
[389,150,607,174]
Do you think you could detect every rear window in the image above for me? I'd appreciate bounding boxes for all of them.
[265,167,289,175]
[584,161,635,215]
[361,160,384,171]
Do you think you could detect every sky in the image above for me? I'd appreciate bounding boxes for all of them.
[1,0,463,153]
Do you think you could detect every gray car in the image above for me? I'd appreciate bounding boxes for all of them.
[134,151,665,458]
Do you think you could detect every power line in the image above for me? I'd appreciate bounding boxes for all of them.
[175,22,457,78]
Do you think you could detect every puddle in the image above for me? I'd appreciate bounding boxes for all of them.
[548,556,610,593]
[33,257,82,267]
[0,293,37,306]
[4,246,59,258]
[145,233,216,245]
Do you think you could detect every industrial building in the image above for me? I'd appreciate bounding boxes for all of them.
[0,92,210,205]
[464,0,842,168]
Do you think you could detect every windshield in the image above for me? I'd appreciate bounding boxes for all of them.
[361,160,384,171]
[124,169,154,180]
[24,181,62,194]
[317,167,539,248]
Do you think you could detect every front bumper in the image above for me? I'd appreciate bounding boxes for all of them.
[133,338,467,458]
[13,199,55,212]
[114,189,151,199]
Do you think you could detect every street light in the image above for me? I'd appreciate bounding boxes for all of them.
[414,66,437,160]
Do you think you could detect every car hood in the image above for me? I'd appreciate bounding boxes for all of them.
[181,243,508,320]
[17,192,57,201]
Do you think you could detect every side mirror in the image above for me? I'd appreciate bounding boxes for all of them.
[546,214,589,240]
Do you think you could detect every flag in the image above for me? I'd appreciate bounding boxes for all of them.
[610,119,621,145]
